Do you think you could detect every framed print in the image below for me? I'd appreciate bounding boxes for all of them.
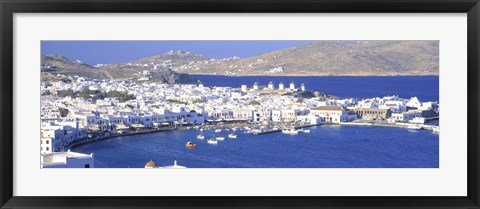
[1,0,479,208]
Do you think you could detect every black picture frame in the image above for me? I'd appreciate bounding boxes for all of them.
[1,0,479,208]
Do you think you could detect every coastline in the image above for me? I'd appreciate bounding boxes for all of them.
[189,74,440,77]
[68,119,439,151]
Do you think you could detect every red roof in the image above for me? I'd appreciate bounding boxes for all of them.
[311,106,343,111]
[145,160,156,168]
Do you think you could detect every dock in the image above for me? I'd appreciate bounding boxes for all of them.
[251,129,281,135]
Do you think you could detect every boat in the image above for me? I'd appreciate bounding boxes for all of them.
[215,136,225,141]
[282,128,299,135]
[214,129,222,133]
[185,141,197,149]
[432,126,440,133]
[406,124,422,130]
[207,139,218,145]
[251,129,262,134]
[299,129,310,133]
[196,134,205,140]
[228,133,237,139]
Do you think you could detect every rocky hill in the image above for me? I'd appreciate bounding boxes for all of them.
[42,40,439,80]
[41,54,198,84]
[129,41,438,76]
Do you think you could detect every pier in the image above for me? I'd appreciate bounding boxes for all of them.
[251,129,281,135]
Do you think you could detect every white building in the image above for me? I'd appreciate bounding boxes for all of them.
[41,150,95,168]
[253,82,259,90]
[297,115,322,125]
[390,111,423,122]
[289,82,295,90]
[241,85,247,92]
[301,83,306,91]
[279,82,285,90]
[271,110,283,122]
[268,81,274,90]
[310,106,354,123]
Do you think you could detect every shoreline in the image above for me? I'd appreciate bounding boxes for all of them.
[67,122,255,150]
[68,119,439,150]
[190,74,440,77]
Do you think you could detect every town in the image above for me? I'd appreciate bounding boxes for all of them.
[40,73,439,168]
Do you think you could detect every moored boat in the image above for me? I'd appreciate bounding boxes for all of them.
[214,129,222,133]
[406,124,422,130]
[207,139,218,145]
[228,133,237,139]
[196,134,205,140]
[298,128,310,133]
[216,136,225,141]
[282,128,299,135]
[185,141,197,149]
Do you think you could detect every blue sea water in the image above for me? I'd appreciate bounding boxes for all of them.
[72,76,439,168]
[192,75,439,102]
[74,126,439,168]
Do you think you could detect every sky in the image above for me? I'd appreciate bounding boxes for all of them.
[41,41,312,65]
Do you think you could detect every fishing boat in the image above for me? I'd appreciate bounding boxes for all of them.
[228,133,237,139]
[282,128,299,135]
[185,141,197,149]
[215,136,225,141]
[196,134,205,140]
[207,139,218,145]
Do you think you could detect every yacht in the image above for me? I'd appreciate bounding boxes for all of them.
[282,128,299,135]
[228,133,237,139]
[196,134,205,140]
[207,139,218,145]
[215,136,225,141]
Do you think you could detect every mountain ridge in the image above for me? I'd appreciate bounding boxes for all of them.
[41,40,439,80]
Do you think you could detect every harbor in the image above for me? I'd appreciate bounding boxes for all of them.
[73,124,439,168]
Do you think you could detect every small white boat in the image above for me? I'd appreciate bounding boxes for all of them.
[228,133,237,139]
[207,139,218,145]
[232,127,237,131]
[196,134,205,140]
[299,129,311,133]
[282,128,299,135]
[199,128,204,132]
[215,136,225,141]
[432,126,440,133]
[406,124,422,130]
[214,129,222,133]
[251,129,262,134]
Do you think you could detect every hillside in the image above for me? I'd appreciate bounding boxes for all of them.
[41,54,198,84]
[129,41,438,76]
[42,40,439,79]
